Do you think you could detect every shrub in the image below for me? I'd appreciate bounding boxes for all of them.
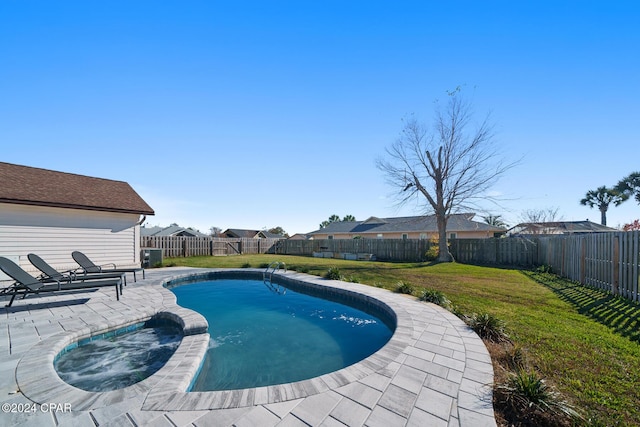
[535,264,552,274]
[424,236,440,261]
[395,281,415,295]
[496,370,581,424]
[504,344,527,371]
[467,312,510,343]
[242,262,252,268]
[419,289,451,308]
[258,262,269,268]
[299,266,310,273]
[325,267,343,280]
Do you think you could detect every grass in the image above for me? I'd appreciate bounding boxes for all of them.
[159,254,640,426]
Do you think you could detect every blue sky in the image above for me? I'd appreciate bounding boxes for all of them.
[2,1,639,235]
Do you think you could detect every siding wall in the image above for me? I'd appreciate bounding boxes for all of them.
[0,203,141,277]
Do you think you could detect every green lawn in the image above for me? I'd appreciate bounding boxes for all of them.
[161,254,640,426]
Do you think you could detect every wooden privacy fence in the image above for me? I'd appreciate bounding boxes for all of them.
[450,231,640,303]
[276,238,434,262]
[142,233,640,302]
[140,236,282,258]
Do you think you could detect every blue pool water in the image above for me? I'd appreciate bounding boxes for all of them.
[54,323,182,391]
[171,279,393,391]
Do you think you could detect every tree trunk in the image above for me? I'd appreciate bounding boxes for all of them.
[436,212,452,262]
[600,206,607,226]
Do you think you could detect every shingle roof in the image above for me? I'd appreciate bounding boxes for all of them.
[508,221,616,235]
[308,214,505,235]
[141,225,207,237]
[223,229,260,238]
[0,162,154,215]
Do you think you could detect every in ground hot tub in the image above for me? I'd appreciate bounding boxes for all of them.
[54,318,183,391]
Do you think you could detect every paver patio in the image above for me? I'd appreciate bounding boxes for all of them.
[0,267,496,426]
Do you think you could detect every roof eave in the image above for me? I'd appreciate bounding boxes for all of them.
[0,198,155,216]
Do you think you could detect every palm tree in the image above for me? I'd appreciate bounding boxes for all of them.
[580,186,627,226]
[342,214,356,222]
[482,214,508,228]
[616,172,640,204]
[319,214,342,229]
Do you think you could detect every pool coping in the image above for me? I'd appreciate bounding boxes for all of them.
[4,267,497,426]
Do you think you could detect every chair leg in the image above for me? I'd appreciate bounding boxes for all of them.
[6,293,17,307]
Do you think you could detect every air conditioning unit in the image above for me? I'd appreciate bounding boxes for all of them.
[141,248,163,268]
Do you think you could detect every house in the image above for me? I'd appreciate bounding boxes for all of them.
[307,214,505,240]
[141,224,208,237]
[0,162,154,277]
[222,229,283,239]
[288,233,310,240]
[507,220,617,236]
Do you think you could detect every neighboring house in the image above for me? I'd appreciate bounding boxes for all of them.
[307,214,505,240]
[0,162,154,277]
[507,220,617,236]
[223,229,284,239]
[288,233,310,240]
[141,225,208,237]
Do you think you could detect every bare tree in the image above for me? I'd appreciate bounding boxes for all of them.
[377,90,514,262]
[520,207,563,224]
[518,207,564,234]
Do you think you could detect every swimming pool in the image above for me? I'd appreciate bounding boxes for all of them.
[169,277,394,391]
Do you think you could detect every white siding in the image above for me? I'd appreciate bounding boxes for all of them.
[0,203,142,275]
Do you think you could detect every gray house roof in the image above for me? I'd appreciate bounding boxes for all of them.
[223,229,284,239]
[507,221,617,235]
[308,214,505,235]
[141,225,208,237]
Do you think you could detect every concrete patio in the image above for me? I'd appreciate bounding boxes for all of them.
[1,267,496,427]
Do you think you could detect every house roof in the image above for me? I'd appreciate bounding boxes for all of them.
[224,229,260,238]
[0,162,154,215]
[223,229,285,239]
[141,225,207,237]
[508,221,616,235]
[308,213,505,235]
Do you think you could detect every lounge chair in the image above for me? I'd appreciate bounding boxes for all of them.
[0,257,122,307]
[71,251,145,284]
[27,253,126,284]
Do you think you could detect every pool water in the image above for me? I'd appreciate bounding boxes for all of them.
[54,325,182,391]
[171,279,393,391]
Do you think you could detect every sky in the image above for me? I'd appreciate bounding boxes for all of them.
[1,1,639,235]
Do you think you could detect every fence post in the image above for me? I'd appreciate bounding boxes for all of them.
[613,235,620,295]
[580,237,586,285]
